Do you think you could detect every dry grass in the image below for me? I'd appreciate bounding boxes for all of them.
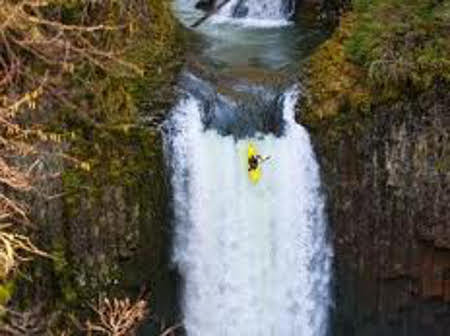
[0,305,47,336]
[0,0,145,284]
[86,297,148,336]
[0,225,49,280]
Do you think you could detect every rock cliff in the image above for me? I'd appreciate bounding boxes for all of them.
[303,82,449,335]
[302,0,450,333]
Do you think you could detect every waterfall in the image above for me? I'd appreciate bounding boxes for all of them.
[220,0,295,20]
[164,79,332,336]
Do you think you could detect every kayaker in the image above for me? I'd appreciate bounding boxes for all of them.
[248,154,271,172]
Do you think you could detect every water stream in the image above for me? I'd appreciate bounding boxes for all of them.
[163,1,332,335]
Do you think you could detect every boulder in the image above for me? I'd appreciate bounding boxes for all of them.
[195,0,216,11]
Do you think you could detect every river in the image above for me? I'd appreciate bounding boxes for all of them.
[163,1,333,335]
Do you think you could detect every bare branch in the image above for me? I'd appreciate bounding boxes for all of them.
[86,297,149,336]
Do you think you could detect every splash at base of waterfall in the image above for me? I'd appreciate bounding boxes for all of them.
[164,86,332,336]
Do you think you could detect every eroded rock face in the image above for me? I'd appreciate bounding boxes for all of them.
[305,81,450,335]
[20,131,179,332]
[233,1,249,18]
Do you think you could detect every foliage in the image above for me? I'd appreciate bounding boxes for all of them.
[0,0,184,334]
[302,0,449,137]
[0,0,144,280]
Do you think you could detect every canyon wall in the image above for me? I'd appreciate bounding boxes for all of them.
[302,71,450,336]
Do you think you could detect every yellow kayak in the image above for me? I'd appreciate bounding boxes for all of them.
[248,143,262,184]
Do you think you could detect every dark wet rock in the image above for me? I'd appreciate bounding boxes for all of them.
[233,2,249,18]
[177,71,290,139]
[302,80,450,335]
[13,127,180,333]
[196,0,216,11]
[282,0,297,18]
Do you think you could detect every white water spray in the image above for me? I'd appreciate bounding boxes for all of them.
[164,88,332,336]
[220,0,287,19]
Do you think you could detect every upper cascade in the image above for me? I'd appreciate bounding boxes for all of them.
[176,73,288,139]
[220,0,295,20]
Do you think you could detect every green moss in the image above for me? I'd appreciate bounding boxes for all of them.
[61,285,78,304]
[40,0,183,320]
[346,0,450,91]
[50,1,184,317]
[51,242,69,274]
[0,281,16,306]
[302,0,449,143]
[49,238,81,308]
[57,0,183,198]
[302,13,371,139]
[435,154,450,174]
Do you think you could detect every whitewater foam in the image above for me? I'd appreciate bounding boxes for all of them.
[164,88,332,336]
